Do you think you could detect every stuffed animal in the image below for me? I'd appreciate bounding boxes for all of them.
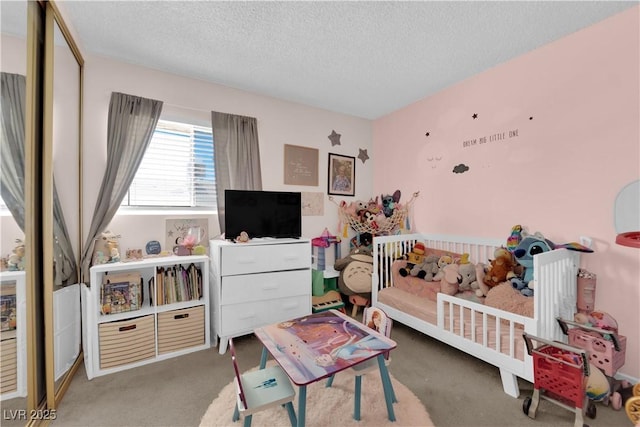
[354,200,368,216]
[366,197,380,214]
[409,254,440,281]
[334,246,374,298]
[340,200,358,217]
[438,263,461,296]
[510,233,554,296]
[359,209,379,230]
[483,247,520,289]
[457,262,480,294]
[7,239,25,271]
[398,242,426,277]
[380,190,401,217]
[506,224,524,252]
[433,254,454,281]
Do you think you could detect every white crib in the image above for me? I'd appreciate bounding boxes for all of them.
[372,233,580,398]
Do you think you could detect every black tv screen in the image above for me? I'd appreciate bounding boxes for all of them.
[224,190,302,239]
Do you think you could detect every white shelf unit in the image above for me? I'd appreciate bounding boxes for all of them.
[209,238,312,354]
[82,255,210,379]
[0,271,26,400]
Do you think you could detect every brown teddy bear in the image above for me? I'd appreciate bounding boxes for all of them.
[482,247,520,289]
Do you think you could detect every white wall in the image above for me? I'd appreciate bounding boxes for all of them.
[82,56,373,254]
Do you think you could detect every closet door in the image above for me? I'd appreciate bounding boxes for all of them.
[0,0,47,418]
[42,0,84,410]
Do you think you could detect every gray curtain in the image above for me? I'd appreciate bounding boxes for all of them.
[1,72,78,285]
[211,111,262,234]
[53,180,77,286]
[0,72,26,230]
[81,92,163,280]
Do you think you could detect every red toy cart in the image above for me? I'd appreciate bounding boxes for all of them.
[523,333,597,427]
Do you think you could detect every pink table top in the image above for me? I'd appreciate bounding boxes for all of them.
[254,309,397,386]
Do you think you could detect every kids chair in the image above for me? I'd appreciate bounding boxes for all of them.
[325,306,397,421]
[229,338,297,427]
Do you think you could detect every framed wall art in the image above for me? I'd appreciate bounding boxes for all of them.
[284,144,319,186]
[328,153,355,196]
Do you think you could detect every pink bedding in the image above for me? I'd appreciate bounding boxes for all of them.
[379,260,529,360]
[377,286,526,360]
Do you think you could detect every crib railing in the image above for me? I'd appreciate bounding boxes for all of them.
[437,292,535,360]
[533,248,580,341]
[372,233,503,302]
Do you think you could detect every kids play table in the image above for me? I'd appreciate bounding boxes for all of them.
[253,309,397,427]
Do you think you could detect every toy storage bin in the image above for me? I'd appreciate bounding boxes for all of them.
[157,306,205,355]
[557,317,626,377]
[568,328,626,377]
[523,333,595,427]
[99,314,155,369]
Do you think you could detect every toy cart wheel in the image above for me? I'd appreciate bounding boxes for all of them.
[586,402,597,419]
[523,397,532,416]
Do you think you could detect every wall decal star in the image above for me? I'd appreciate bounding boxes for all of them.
[328,130,341,146]
[358,148,369,163]
[472,113,478,119]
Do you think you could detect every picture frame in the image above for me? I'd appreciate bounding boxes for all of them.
[284,144,319,186]
[328,153,355,196]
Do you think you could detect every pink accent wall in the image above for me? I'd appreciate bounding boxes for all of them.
[373,7,640,380]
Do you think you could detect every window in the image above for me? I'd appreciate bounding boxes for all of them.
[122,119,216,210]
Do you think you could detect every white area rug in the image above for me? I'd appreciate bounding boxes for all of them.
[200,366,434,427]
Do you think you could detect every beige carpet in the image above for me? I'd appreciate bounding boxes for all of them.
[200,366,434,427]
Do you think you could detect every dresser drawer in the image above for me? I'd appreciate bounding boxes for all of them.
[220,242,311,276]
[221,269,310,304]
[220,295,310,336]
[0,337,17,394]
[99,315,155,369]
[157,306,205,354]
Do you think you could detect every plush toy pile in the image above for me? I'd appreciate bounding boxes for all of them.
[338,190,407,234]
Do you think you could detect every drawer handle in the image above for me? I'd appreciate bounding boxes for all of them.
[119,324,137,332]
[262,284,278,291]
[174,313,189,320]
[237,258,257,264]
[238,313,256,320]
[282,302,299,309]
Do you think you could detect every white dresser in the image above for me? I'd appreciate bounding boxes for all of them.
[209,238,311,354]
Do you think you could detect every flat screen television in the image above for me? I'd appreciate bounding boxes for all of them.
[224,190,302,239]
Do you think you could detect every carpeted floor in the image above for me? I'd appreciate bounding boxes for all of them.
[47,319,632,426]
[199,364,434,427]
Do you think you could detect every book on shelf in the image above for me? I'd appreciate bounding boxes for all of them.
[100,271,141,315]
[0,291,17,332]
[153,263,203,305]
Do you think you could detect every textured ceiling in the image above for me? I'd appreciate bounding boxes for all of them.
[4,1,638,119]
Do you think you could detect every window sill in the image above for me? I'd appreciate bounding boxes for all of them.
[116,208,217,216]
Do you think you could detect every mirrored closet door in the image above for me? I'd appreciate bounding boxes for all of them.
[43,0,83,409]
[1,0,46,418]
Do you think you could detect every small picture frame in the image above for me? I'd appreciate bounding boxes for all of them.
[328,153,355,196]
